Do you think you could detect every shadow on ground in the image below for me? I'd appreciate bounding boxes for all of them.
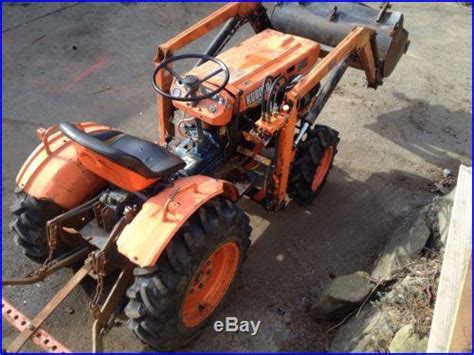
[366,93,471,171]
[183,166,435,351]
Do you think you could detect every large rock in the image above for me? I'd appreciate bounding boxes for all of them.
[371,208,431,280]
[435,188,455,247]
[425,189,456,250]
[329,305,395,352]
[389,324,428,353]
[330,266,437,352]
[310,271,373,320]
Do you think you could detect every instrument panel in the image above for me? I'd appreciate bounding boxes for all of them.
[171,81,234,126]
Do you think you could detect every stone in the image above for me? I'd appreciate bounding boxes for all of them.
[436,188,455,247]
[442,168,452,178]
[389,324,428,353]
[372,208,431,280]
[329,305,395,352]
[310,271,373,320]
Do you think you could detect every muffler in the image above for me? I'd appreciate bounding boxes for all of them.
[270,2,409,78]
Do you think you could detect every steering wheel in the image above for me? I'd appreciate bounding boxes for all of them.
[152,54,230,102]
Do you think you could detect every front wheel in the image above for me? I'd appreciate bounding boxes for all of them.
[124,197,251,350]
[288,125,339,204]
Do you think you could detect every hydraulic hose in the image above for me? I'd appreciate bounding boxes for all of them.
[260,75,274,118]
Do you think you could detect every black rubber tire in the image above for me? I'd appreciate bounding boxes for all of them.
[288,125,339,205]
[10,190,120,301]
[10,190,65,263]
[124,197,251,350]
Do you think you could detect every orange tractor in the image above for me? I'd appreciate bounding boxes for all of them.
[3,2,409,352]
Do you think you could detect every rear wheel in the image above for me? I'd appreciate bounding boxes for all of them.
[10,190,99,296]
[288,125,339,204]
[125,197,251,350]
[10,190,64,263]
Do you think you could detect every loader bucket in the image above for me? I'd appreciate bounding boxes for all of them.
[270,2,409,78]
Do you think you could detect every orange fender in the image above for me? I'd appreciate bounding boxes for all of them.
[117,175,238,267]
[16,122,110,209]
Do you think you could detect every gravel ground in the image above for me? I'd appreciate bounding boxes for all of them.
[2,2,471,352]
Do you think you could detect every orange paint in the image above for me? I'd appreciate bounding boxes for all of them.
[171,29,319,126]
[16,122,110,209]
[274,104,298,204]
[73,143,159,192]
[154,57,175,145]
[312,146,334,191]
[288,27,374,101]
[157,2,260,56]
[153,2,263,135]
[181,242,240,328]
[359,40,377,88]
[255,112,288,136]
[117,176,233,267]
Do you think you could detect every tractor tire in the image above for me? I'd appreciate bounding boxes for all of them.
[11,190,116,300]
[10,190,65,263]
[125,197,251,350]
[288,125,339,205]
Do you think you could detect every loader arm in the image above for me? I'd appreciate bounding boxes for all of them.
[287,26,377,102]
[273,26,378,206]
[156,2,264,58]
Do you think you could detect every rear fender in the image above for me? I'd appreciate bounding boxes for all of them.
[16,122,111,209]
[116,176,239,267]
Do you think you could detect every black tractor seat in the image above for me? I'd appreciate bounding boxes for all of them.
[59,122,185,179]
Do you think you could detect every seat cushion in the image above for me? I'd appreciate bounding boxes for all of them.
[93,130,186,178]
[58,123,185,180]
[106,133,185,178]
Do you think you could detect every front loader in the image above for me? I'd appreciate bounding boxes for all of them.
[3,2,409,352]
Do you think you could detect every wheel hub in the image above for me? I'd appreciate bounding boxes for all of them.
[181,242,240,328]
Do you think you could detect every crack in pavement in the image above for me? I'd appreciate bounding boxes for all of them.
[3,3,81,33]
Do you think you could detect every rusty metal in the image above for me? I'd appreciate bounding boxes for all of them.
[91,265,134,352]
[4,203,135,352]
[2,247,91,286]
[90,253,106,317]
[44,195,100,264]
[236,146,272,167]
[2,298,71,353]
[6,264,92,353]
[88,214,133,315]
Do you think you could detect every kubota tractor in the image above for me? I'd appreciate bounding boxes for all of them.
[3,2,409,352]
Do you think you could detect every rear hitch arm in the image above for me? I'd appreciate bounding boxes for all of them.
[3,210,136,353]
[2,247,91,287]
